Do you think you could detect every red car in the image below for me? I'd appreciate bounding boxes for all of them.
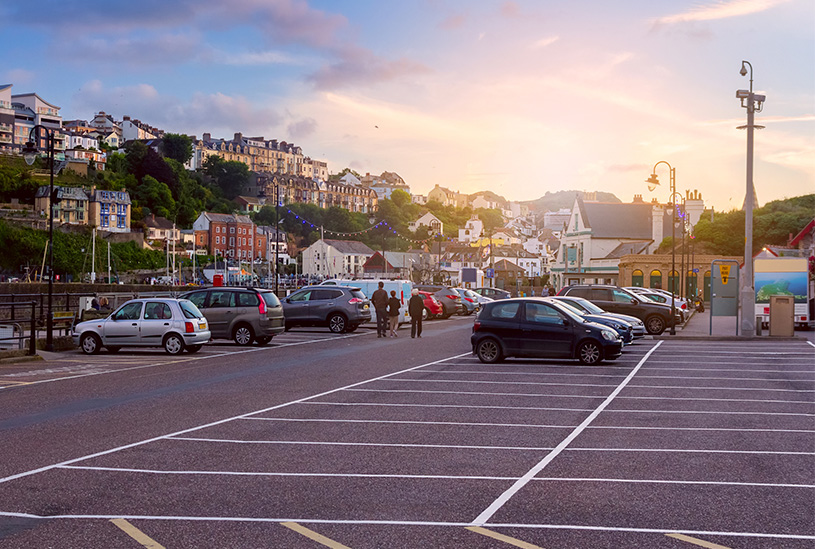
[419,290,443,319]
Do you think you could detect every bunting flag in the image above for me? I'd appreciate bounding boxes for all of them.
[283,209,458,245]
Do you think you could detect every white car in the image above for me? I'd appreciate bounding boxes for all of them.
[626,287,689,316]
[72,298,211,355]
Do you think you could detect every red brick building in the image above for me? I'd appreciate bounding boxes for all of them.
[192,212,267,260]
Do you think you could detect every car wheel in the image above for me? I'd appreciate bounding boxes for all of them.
[233,324,255,346]
[163,333,185,355]
[645,315,666,335]
[80,333,101,355]
[476,338,503,364]
[578,340,603,365]
[106,346,121,354]
[328,313,347,333]
[186,344,203,353]
[255,336,272,346]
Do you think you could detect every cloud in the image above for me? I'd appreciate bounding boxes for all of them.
[653,0,791,25]
[3,69,35,86]
[439,14,466,30]
[209,49,304,66]
[71,81,282,136]
[500,1,521,18]
[307,47,431,90]
[287,117,318,139]
[59,34,201,66]
[530,36,559,50]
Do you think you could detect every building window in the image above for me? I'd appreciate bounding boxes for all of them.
[649,270,662,289]
[632,269,644,287]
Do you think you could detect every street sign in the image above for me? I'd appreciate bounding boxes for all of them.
[692,268,699,273]
[485,268,495,279]
[720,265,731,284]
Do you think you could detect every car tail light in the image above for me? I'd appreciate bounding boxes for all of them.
[445,294,458,301]
[465,297,475,302]
[257,293,267,315]
[348,297,363,304]
[680,303,687,309]
[473,320,481,331]
[185,322,194,333]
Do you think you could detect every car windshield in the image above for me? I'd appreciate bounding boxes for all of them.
[555,301,586,318]
[179,300,204,319]
[260,292,281,307]
[573,298,605,314]
[548,300,585,323]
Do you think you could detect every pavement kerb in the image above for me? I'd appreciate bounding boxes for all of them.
[0,354,44,365]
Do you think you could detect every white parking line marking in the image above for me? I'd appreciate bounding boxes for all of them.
[397,370,814,383]
[0,352,471,485]
[347,388,815,405]
[568,448,814,455]
[245,417,578,429]
[307,401,595,412]
[379,378,815,393]
[168,437,556,451]
[644,366,815,373]
[472,341,663,525]
[533,477,815,489]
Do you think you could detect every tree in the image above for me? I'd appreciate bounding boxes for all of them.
[203,156,250,200]
[336,167,361,179]
[162,133,193,164]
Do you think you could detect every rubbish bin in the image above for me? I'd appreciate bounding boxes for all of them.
[769,295,794,337]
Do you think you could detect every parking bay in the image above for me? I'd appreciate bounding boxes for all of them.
[0,333,812,548]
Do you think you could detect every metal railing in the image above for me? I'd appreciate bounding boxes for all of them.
[0,302,37,355]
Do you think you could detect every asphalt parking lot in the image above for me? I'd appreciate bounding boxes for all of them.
[0,330,813,548]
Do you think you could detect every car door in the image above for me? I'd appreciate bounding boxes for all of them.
[103,302,143,345]
[482,301,522,354]
[609,288,641,317]
[140,301,173,345]
[284,289,312,323]
[588,288,617,313]
[309,289,343,323]
[204,290,235,337]
[519,301,574,358]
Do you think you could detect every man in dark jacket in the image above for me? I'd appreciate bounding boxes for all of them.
[370,281,389,338]
[408,288,424,338]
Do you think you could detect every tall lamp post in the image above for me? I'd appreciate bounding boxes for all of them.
[646,161,677,335]
[22,125,57,352]
[273,181,280,295]
[737,61,765,336]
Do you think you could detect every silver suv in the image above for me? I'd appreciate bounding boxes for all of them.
[181,287,285,346]
[281,285,371,333]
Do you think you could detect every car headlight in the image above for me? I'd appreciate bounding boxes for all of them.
[601,330,617,341]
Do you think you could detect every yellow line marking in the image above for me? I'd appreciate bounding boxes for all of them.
[467,526,545,548]
[110,518,166,548]
[666,533,732,548]
[281,522,352,548]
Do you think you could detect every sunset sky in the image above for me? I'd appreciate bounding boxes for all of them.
[2,0,813,211]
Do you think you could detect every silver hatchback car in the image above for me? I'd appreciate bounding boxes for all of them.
[72,298,211,355]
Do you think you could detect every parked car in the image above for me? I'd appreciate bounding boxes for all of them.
[542,297,633,345]
[414,285,464,318]
[181,287,285,346]
[472,287,511,300]
[281,285,371,333]
[471,298,623,365]
[322,279,412,325]
[452,287,480,315]
[419,290,444,320]
[557,284,679,335]
[626,287,689,320]
[549,295,646,338]
[72,298,210,355]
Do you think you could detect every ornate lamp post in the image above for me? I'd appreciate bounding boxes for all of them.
[646,161,677,335]
[737,60,765,336]
[22,125,57,352]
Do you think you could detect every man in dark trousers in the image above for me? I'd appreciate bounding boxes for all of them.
[370,281,389,338]
[408,288,424,338]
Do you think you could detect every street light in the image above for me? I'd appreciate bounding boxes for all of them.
[22,125,57,352]
[646,160,677,335]
[737,60,765,336]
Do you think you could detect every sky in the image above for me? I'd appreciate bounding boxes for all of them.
[2,0,813,212]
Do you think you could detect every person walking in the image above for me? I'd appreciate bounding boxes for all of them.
[408,288,424,338]
[371,281,389,338]
[387,290,401,337]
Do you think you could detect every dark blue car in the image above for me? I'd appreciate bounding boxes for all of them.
[542,297,633,345]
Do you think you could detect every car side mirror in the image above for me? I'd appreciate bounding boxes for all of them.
[631,298,638,304]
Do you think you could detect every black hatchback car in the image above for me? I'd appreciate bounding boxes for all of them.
[471,298,623,365]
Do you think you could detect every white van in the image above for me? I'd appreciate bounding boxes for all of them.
[321,279,413,325]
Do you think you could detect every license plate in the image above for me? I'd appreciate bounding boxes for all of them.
[199,322,206,329]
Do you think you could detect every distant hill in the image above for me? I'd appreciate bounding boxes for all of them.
[522,190,621,213]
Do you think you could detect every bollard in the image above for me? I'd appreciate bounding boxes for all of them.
[29,302,37,355]
[755,316,762,336]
